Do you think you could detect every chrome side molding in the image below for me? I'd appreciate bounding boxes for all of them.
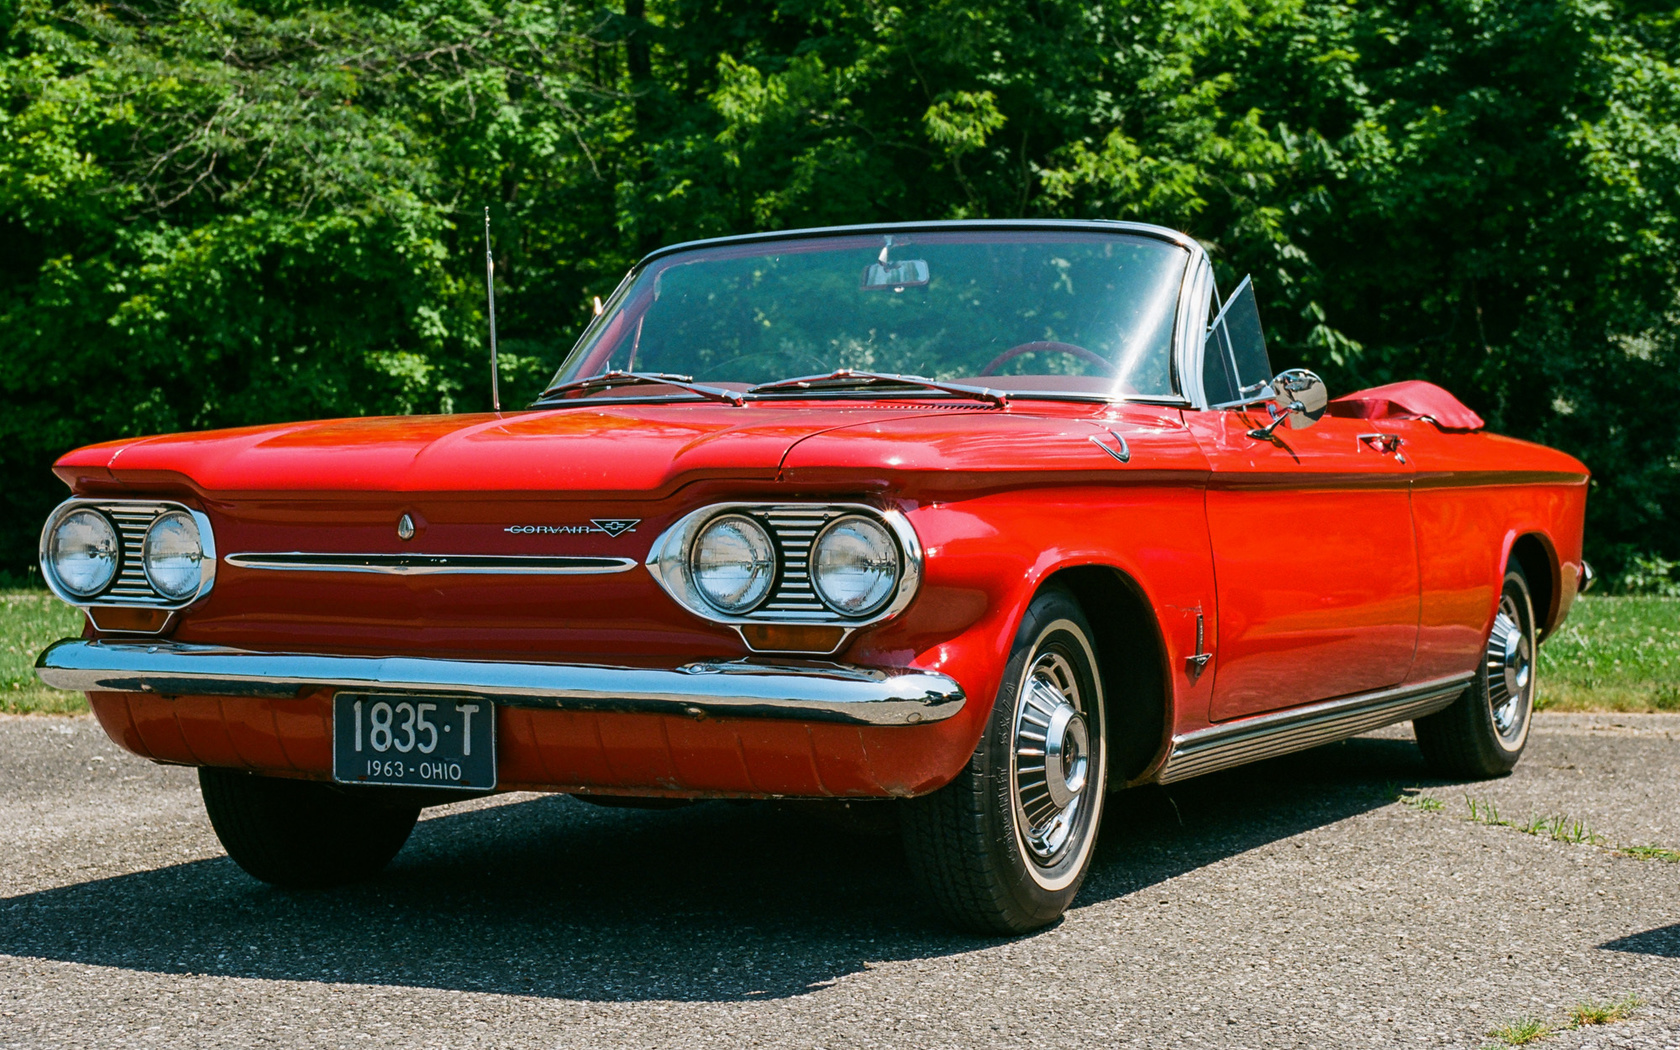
[1154,674,1474,784]
[35,640,965,727]
[224,553,639,575]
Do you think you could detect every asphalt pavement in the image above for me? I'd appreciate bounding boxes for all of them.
[1,711,1676,1048]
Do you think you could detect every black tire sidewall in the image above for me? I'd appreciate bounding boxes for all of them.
[1479,567,1537,759]
[200,768,419,888]
[978,588,1108,925]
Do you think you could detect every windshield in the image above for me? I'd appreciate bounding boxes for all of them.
[545,229,1189,400]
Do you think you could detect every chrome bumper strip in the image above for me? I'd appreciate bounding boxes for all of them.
[224,553,639,575]
[35,640,965,727]
[1154,674,1473,784]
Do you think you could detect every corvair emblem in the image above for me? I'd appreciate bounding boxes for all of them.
[505,519,640,538]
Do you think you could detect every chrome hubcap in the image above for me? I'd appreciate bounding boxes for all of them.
[1013,651,1090,861]
[1486,594,1533,742]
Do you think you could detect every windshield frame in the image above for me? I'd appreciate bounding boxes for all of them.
[537,219,1205,408]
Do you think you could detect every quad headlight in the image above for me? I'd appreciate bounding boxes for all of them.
[646,503,920,647]
[688,514,777,614]
[45,509,120,598]
[142,510,205,601]
[811,515,901,617]
[40,500,216,611]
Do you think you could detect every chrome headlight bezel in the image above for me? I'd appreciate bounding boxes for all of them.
[687,513,778,615]
[39,498,217,610]
[645,503,923,650]
[809,514,902,618]
[141,509,206,602]
[41,507,120,599]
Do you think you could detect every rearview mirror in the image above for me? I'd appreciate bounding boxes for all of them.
[862,259,929,290]
[1248,368,1329,439]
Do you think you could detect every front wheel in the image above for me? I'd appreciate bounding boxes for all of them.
[1414,564,1538,779]
[199,768,420,888]
[902,587,1108,934]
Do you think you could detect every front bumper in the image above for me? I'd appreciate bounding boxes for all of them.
[36,640,965,727]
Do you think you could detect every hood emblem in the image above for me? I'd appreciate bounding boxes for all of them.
[504,519,640,538]
[397,514,416,541]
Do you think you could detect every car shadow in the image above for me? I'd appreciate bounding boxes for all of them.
[0,736,1430,1001]
[1600,925,1680,959]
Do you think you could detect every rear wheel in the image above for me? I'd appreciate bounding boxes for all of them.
[1414,564,1538,779]
[902,587,1108,934]
[199,768,419,888]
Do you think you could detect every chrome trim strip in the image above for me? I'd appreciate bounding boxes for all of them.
[224,553,639,576]
[35,640,965,727]
[1410,470,1590,489]
[636,219,1197,269]
[1154,674,1473,784]
[1180,253,1216,410]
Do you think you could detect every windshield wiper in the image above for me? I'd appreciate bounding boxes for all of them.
[748,370,1009,407]
[537,371,745,407]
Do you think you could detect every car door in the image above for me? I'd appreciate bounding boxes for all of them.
[1186,278,1420,722]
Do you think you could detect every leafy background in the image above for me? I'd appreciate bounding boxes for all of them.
[2,0,1676,585]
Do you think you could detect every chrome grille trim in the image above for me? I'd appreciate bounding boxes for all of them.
[753,506,845,614]
[38,498,217,612]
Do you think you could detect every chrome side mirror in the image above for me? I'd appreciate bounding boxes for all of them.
[1248,368,1329,439]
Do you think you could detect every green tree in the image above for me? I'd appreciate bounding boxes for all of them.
[1,0,1675,578]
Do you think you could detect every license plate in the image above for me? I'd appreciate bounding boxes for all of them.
[332,694,496,790]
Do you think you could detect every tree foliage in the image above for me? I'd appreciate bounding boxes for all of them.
[1,0,1676,576]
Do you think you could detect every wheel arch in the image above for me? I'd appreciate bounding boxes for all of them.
[1040,565,1172,785]
[1507,532,1559,640]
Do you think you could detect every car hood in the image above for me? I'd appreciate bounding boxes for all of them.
[55,402,977,498]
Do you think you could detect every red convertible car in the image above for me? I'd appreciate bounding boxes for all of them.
[36,220,1589,933]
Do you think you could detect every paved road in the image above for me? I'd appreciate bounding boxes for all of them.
[1,712,1677,1048]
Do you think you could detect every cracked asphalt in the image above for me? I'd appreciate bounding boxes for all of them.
[1,711,1677,1048]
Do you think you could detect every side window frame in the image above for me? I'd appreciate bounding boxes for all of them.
[1187,268,1275,411]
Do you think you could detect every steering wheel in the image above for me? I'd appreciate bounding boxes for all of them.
[979,341,1111,377]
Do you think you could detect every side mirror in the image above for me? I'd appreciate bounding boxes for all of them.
[1248,368,1329,439]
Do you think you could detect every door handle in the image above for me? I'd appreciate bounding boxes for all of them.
[1358,432,1405,462]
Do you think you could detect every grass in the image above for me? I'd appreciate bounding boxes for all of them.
[1567,995,1639,1027]
[1458,793,1680,864]
[0,590,85,714]
[0,593,1676,716]
[1481,995,1640,1048]
[1538,596,1680,712]
[1484,1018,1553,1046]
[1395,788,1444,811]
[1462,796,1604,845]
[1616,845,1680,862]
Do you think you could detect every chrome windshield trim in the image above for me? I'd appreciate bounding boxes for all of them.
[544,220,1203,407]
[35,640,966,727]
[224,553,639,576]
[637,219,1198,268]
[526,390,1193,409]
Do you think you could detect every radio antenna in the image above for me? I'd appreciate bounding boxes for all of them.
[483,206,501,412]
